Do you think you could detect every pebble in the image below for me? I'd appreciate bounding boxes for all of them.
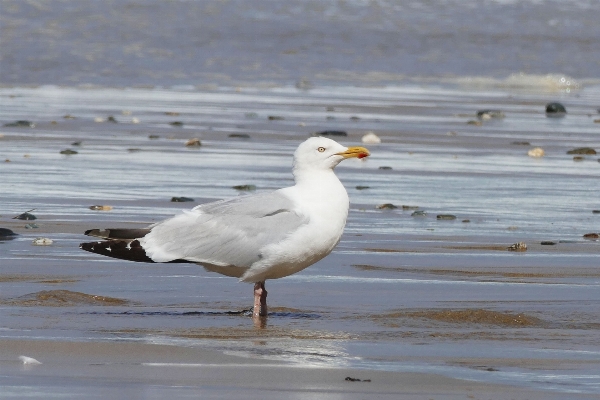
[593,210,600,214]
[63,114,76,119]
[131,117,140,124]
[32,238,53,246]
[0,228,17,237]
[594,119,600,123]
[148,135,160,139]
[185,138,202,147]
[89,205,113,211]
[467,120,483,126]
[378,166,392,170]
[511,141,530,146]
[94,117,105,123]
[267,116,284,121]
[402,205,419,210]
[14,211,36,220]
[567,147,596,155]
[573,156,584,162]
[507,242,527,251]
[527,147,545,157]
[25,223,39,229]
[3,120,35,128]
[71,141,82,146]
[313,130,348,137]
[477,110,505,120]
[355,186,370,190]
[411,210,427,217]
[229,133,251,139]
[170,121,184,127]
[583,233,599,240]
[171,197,194,202]
[165,112,180,116]
[545,102,566,115]
[462,219,470,223]
[541,241,556,245]
[233,184,256,191]
[437,214,457,220]
[60,149,78,155]
[350,116,361,121]
[107,116,118,123]
[361,132,381,144]
[376,203,397,210]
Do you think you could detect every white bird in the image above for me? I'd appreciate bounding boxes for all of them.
[80,137,370,317]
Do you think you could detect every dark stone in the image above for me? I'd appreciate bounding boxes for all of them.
[3,120,35,128]
[583,233,599,240]
[541,241,556,245]
[326,106,335,112]
[169,121,184,127]
[71,141,82,146]
[107,116,118,123]
[376,203,397,210]
[350,116,361,121]
[355,186,370,190]
[171,197,194,202]
[411,210,427,217]
[593,210,600,214]
[0,228,17,237]
[233,185,256,191]
[267,116,284,121]
[378,166,392,170]
[60,149,78,154]
[229,134,251,139]
[313,130,348,137]
[14,212,36,220]
[567,147,596,155]
[545,102,566,116]
[402,205,419,210]
[511,141,530,146]
[437,214,457,220]
[462,219,470,223]
[345,377,370,382]
[573,156,585,162]
[127,148,142,152]
[148,135,160,139]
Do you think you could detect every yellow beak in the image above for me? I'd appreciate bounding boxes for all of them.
[336,146,370,159]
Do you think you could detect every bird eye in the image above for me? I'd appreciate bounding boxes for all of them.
[317,147,326,152]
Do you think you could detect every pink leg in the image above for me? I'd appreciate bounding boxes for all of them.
[253,281,268,317]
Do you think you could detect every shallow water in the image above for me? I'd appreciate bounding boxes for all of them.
[1,83,599,395]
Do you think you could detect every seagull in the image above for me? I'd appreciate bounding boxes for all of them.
[80,137,370,318]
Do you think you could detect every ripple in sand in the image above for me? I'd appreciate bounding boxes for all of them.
[373,309,543,328]
[4,290,128,307]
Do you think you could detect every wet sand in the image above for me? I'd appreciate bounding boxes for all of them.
[1,84,599,397]
[1,339,594,400]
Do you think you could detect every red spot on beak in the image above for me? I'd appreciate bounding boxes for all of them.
[357,153,368,159]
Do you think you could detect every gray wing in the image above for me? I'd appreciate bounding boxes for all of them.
[140,191,308,268]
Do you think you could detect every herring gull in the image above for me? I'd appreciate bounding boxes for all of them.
[80,137,370,317]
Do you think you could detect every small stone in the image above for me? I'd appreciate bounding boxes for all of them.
[63,114,76,119]
[60,149,78,155]
[573,156,585,162]
[462,219,470,223]
[326,106,335,112]
[350,116,361,121]
[477,110,505,120]
[89,205,113,211]
[32,237,53,246]
[411,210,427,217]
[14,212,36,220]
[127,148,142,152]
[107,116,118,123]
[545,102,566,115]
[233,184,256,191]
[583,233,599,240]
[592,210,600,214]
[121,110,132,116]
[25,223,39,229]
[185,138,201,147]
[267,116,284,121]
[376,203,397,210]
[229,133,251,139]
[170,121,184,127]
[467,120,482,126]
[567,147,596,155]
[541,241,556,245]
[148,135,160,139]
[0,228,18,237]
[594,119,600,123]
[94,117,105,123]
[313,130,347,137]
[71,141,82,146]
[528,147,545,158]
[361,132,381,144]
[165,112,180,116]
[355,186,370,190]
[378,166,392,170]
[131,117,140,124]
[511,141,530,146]
[171,197,194,202]
[507,242,527,251]
[437,214,457,220]
[3,120,35,128]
